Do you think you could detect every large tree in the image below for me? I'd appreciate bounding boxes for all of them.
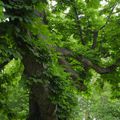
[0,0,57,120]
[0,0,120,120]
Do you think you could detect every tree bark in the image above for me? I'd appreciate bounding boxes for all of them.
[23,54,57,120]
[27,83,57,120]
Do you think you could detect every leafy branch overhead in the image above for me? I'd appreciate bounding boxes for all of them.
[57,47,119,74]
[48,0,120,95]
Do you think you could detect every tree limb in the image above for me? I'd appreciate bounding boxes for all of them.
[72,1,86,45]
[99,4,117,31]
[91,30,98,49]
[76,55,118,74]
[57,47,118,74]
[59,57,80,79]
[91,3,117,49]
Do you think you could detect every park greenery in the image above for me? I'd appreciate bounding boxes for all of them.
[0,0,120,120]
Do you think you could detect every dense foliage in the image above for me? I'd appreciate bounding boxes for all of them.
[0,0,120,120]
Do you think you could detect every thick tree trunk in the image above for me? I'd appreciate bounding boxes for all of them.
[1,0,57,119]
[27,84,57,120]
[23,54,57,120]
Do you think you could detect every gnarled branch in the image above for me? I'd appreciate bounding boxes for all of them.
[57,47,118,74]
